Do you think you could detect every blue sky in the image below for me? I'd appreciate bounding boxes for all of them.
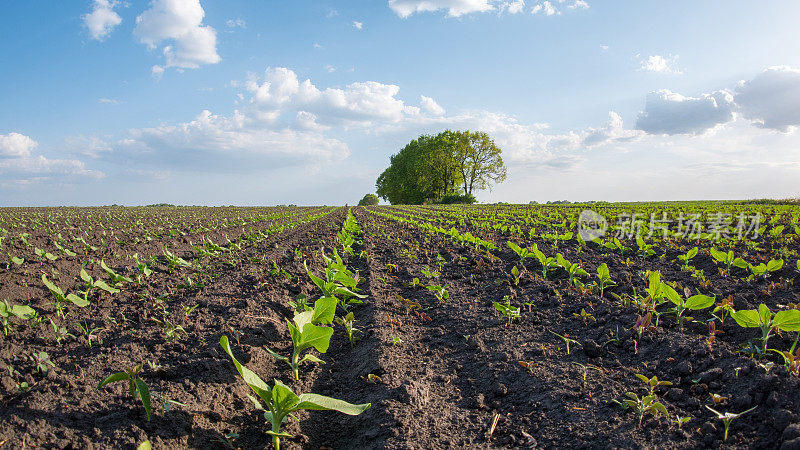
[1,0,800,205]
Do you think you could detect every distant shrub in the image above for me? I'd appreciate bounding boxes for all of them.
[358,194,379,206]
[437,194,477,204]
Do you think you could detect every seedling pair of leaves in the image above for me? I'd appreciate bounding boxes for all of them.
[556,253,588,285]
[267,296,338,380]
[677,247,698,270]
[34,247,58,262]
[97,364,152,422]
[710,248,748,272]
[426,284,449,302]
[335,311,362,347]
[221,335,370,450]
[655,278,715,331]
[593,263,616,298]
[507,241,535,262]
[42,274,89,318]
[730,303,800,354]
[0,301,36,336]
[747,259,783,279]
[493,296,520,326]
[79,267,119,301]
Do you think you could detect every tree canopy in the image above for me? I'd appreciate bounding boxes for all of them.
[375,130,506,205]
[358,193,379,206]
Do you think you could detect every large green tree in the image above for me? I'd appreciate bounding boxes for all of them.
[376,130,506,204]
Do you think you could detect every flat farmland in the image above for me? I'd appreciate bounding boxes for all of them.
[1,203,800,449]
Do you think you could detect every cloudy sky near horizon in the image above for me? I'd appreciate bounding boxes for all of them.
[1,0,800,206]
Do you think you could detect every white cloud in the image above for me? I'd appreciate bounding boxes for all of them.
[635,89,735,135]
[244,67,441,126]
[389,0,495,18]
[568,0,589,10]
[134,0,220,71]
[353,21,363,29]
[151,65,165,79]
[420,95,445,115]
[582,111,643,146]
[736,66,800,132]
[226,18,246,28]
[83,0,123,41]
[0,132,38,158]
[531,1,557,15]
[99,98,119,104]
[499,0,525,14]
[0,133,104,182]
[639,54,683,74]
[324,65,336,73]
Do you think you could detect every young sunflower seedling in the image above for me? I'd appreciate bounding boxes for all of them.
[594,263,616,298]
[730,303,800,354]
[97,364,152,422]
[75,321,104,348]
[705,405,756,442]
[427,284,449,303]
[335,311,362,347]
[635,373,672,396]
[507,241,535,263]
[573,308,596,326]
[101,260,133,287]
[267,296,338,380]
[549,330,580,355]
[0,301,36,336]
[677,247,698,270]
[42,274,89,318]
[221,335,370,450]
[79,267,119,301]
[663,286,715,332]
[493,296,520,326]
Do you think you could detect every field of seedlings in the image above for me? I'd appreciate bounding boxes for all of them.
[2,202,800,449]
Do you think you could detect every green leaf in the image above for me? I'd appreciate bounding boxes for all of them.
[732,258,749,269]
[685,295,715,310]
[298,323,334,353]
[220,335,272,401]
[41,274,64,298]
[311,297,337,324]
[597,263,609,280]
[134,378,152,421]
[66,294,90,307]
[710,248,726,263]
[294,393,371,415]
[767,259,784,272]
[758,303,772,325]
[137,441,152,450]
[773,310,800,332]
[93,280,119,294]
[80,268,93,284]
[662,283,681,306]
[731,310,762,328]
[97,371,129,389]
[271,379,301,414]
[11,304,36,319]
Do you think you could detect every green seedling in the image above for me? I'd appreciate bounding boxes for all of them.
[571,362,602,385]
[221,335,370,450]
[731,303,800,354]
[493,295,520,326]
[182,304,199,317]
[674,414,691,428]
[162,247,191,270]
[151,314,188,342]
[747,259,783,279]
[617,392,668,428]
[507,241,535,262]
[549,330,580,355]
[34,247,58,262]
[391,335,403,346]
[421,265,440,279]
[635,373,673,395]
[573,308,596,326]
[42,274,89,318]
[710,248,749,272]
[50,318,76,345]
[267,296,338,380]
[507,265,522,286]
[556,253,588,285]
[0,301,36,336]
[677,247,698,270]
[705,405,756,442]
[662,286,715,332]
[594,263,616,298]
[133,254,152,281]
[97,364,152,421]
[288,294,311,313]
[335,311,362,347]
[532,245,558,278]
[636,236,656,257]
[75,321,103,348]
[427,284,449,302]
[79,267,119,300]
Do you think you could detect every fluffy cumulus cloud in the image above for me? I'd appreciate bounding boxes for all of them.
[420,95,445,115]
[0,132,103,182]
[0,132,38,158]
[134,0,220,72]
[83,0,123,41]
[389,0,587,17]
[244,67,431,126]
[635,89,735,135]
[736,66,800,132]
[638,54,683,74]
[582,111,643,146]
